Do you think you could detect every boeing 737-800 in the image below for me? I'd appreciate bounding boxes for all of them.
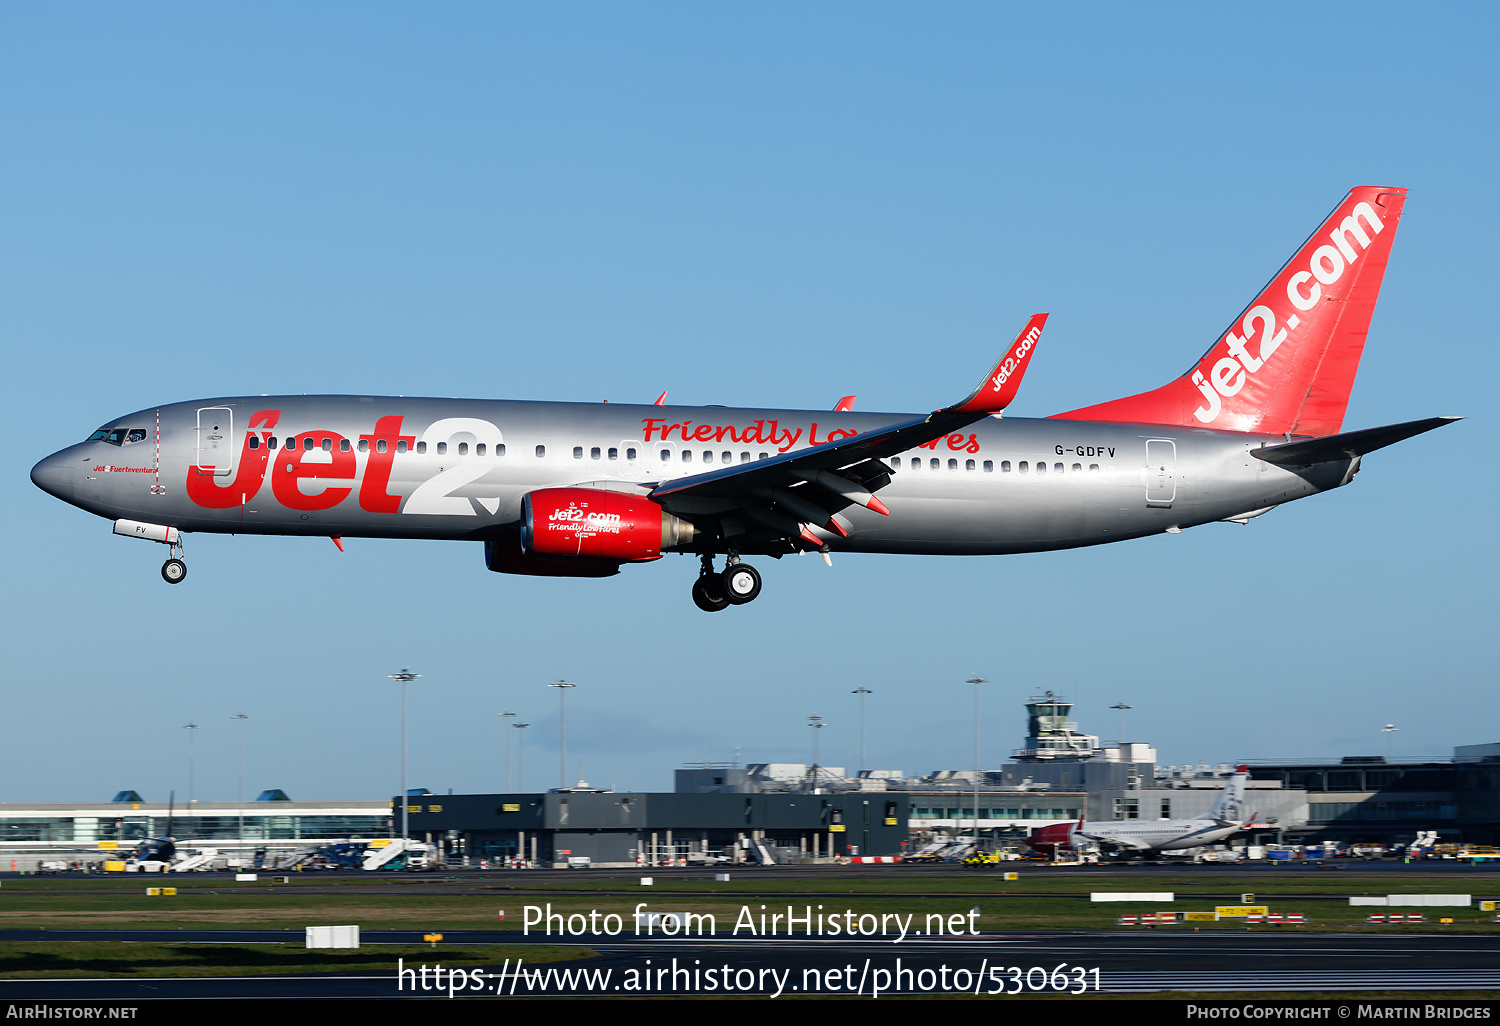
[32,187,1456,610]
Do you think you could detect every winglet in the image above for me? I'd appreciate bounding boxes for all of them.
[653,391,668,406]
[942,313,1048,415]
[833,395,855,412]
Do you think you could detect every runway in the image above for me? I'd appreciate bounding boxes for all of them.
[3,930,1498,998]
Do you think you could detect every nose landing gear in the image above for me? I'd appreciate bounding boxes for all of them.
[691,553,762,611]
[161,558,187,584]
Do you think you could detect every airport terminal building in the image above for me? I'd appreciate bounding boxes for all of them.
[401,789,909,866]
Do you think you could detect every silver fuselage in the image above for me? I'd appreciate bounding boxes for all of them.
[32,395,1354,552]
[1079,819,1242,853]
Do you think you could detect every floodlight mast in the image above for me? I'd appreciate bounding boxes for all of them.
[964,677,988,848]
[548,682,578,789]
[389,668,421,843]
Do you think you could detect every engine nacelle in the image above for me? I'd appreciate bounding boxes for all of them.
[522,488,694,562]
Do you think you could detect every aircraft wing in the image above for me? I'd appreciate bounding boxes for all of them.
[647,314,1047,547]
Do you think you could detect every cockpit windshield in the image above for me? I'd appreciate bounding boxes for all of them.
[87,427,147,446]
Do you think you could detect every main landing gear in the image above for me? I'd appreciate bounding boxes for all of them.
[692,553,762,612]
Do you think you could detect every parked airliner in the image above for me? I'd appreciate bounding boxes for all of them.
[1027,767,1251,856]
[32,187,1456,609]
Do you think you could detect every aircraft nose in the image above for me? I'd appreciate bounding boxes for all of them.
[30,451,76,500]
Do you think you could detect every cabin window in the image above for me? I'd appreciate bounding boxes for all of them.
[340,439,351,452]
[703,451,713,463]
[1036,462,1046,475]
[303,437,314,451]
[1018,461,1028,473]
[321,438,332,451]
[497,444,506,457]
[1089,463,1099,472]
[1072,463,1081,472]
[966,459,975,471]
[682,450,693,463]
[1055,463,1064,474]
[457,442,468,455]
[416,441,427,454]
[437,442,448,455]
[377,440,387,453]
[590,447,600,460]
[476,443,486,456]
[573,446,583,459]
[625,447,636,460]
[983,460,993,472]
[660,448,671,462]
[535,445,546,458]
[248,436,260,450]
[740,452,750,463]
[397,440,408,453]
[759,452,769,460]
[948,459,958,470]
[354,439,364,452]
[929,458,939,470]
[268,437,279,450]
[608,447,618,460]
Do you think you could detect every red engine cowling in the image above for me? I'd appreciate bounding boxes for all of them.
[522,488,694,562]
[1025,822,1077,854]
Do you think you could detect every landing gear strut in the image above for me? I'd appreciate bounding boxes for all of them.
[691,553,762,611]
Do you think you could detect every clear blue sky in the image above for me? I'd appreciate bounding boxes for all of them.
[3,3,1495,803]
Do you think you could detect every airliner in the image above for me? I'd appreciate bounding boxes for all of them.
[1027,766,1251,856]
[31,187,1456,610]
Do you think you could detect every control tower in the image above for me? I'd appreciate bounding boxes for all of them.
[1011,691,1102,762]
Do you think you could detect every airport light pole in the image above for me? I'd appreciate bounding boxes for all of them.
[514,722,530,792]
[965,677,988,847]
[807,715,826,788]
[852,686,872,775]
[548,682,577,789]
[1382,723,1399,762]
[183,723,200,805]
[499,710,517,791]
[231,713,249,850]
[390,668,421,842]
[1110,703,1132,747]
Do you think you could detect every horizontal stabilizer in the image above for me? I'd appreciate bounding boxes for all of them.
[1252,416,1461,466]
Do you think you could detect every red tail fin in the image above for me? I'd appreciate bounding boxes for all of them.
[1055,187,1406,436]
